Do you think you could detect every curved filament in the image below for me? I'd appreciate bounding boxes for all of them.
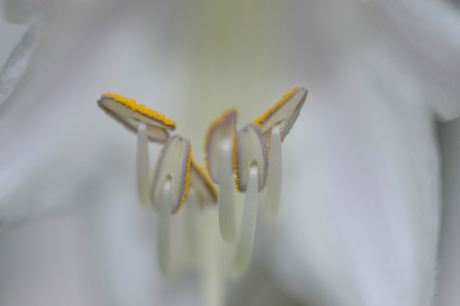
[136,122,151,207]
[218,141,237,243]
[158,180,172,275]
[265,124,282,220]
[234,165,259,273]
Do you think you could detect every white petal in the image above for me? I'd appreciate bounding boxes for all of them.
[376,0,460,120]
[2,0,51,24]
[0,23,42,107]
[435,117,460,305]
[0,1,177,224]
[0,3,181,304]
[267,54,442,306]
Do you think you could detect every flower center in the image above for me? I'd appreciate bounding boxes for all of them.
[96,84,308,279]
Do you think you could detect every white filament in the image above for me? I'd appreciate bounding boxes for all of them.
[158,180,172,276]
[136,122,151,207]
[184,188,197,257]
[218,141,237,243]
[265,124,282,220]
[234,164,259,273]
[198,209,223,306]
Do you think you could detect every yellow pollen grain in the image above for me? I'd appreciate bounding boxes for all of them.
[176,142,192,214]
[233,133,240,191]
[253,85,299,127]
[103,92,176,128]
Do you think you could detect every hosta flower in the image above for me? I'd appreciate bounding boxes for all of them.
[1,1,460,306]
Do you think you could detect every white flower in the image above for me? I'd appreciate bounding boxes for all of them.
[1,1,460,306]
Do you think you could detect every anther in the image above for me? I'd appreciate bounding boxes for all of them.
[205,110,238,243]
[253,85,308,148]
[253,86,308,219]
[98,93,176,143]
[150,135,192,214]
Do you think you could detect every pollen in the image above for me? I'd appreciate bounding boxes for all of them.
[253,85,298,127]
[251,85,308,148]
[233,133,240,191]
[178,142,192,214]
[103,92,176,128]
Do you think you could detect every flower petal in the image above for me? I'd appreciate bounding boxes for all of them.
[376,0,460,120]
[2,0,50,24]
[0,23,42,108]
[266,55,443,306]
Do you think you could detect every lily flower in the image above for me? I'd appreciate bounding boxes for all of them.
[1,1,460,306]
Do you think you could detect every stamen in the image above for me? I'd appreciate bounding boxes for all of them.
[97,93,176,142]
[136,122,151,207]
[233,124,267,273]
[150,135,192,214]
[265,124,282,220]
[204,110,238,243]
[254,86,308,148]
[158,179,172,275]
[234,164,259,273]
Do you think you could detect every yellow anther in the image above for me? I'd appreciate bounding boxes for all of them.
[252,85,308,148]
[150,135,192,214]
[233,133,240,191]
[253,85,298,128]
[98,92,177,143]
[103,92,176,128]
[180,142,192,212]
